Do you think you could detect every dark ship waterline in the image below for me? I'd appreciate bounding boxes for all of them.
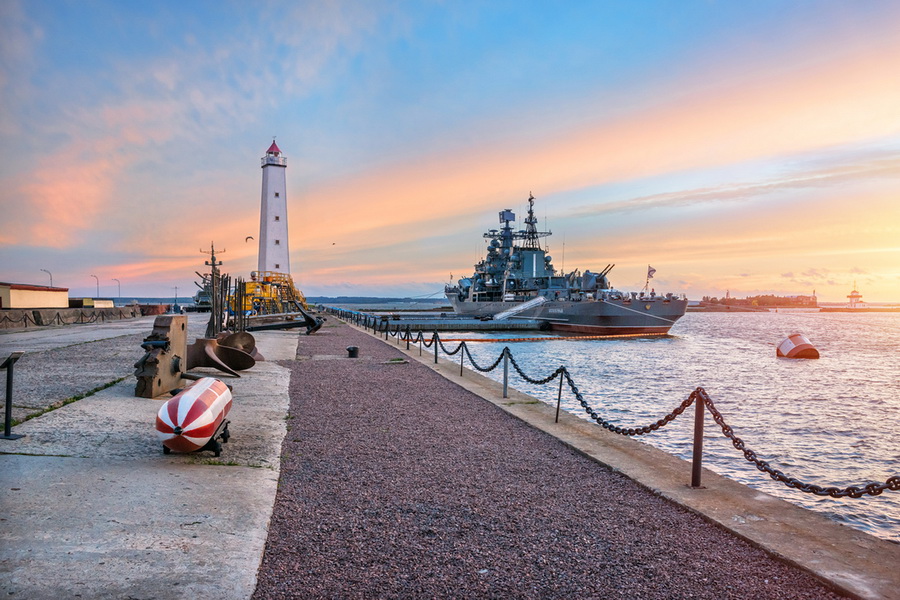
[445,195,688,335]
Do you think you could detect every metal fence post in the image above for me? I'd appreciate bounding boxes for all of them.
[502,348,509,398]
[459,343,465,376]
[2,352,26,440]
[555,368,564,423]
[433,333,439,364]
[691,391,705,488]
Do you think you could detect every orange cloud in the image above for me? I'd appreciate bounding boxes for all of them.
[295,34,900,252]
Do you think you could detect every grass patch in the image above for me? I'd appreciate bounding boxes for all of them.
[12,377,126,426]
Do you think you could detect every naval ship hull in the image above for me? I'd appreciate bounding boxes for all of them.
[446,294,688,335]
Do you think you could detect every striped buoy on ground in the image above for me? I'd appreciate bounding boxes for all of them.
[776,333,820,359]
[156,377,232,454]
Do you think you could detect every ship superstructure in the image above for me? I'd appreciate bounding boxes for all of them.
[445,195,687,334]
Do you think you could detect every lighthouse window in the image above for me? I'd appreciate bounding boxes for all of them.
[275,239,280,245]
[274,216,280,221]
[274,192,280,197]
[275,263,280,269]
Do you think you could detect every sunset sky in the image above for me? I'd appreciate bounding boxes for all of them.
[1,1,898,302]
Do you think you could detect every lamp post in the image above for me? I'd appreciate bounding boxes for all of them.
[40,269,53,287]
[91,274,99,298]
[112,278,121,297]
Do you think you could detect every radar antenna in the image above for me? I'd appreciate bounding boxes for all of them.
[520,192,550,249]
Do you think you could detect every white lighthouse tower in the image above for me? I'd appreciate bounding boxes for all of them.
[258,140,291,274]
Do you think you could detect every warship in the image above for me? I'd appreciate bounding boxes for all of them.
[444,195,688,334]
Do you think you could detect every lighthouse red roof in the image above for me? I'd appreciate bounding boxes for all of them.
[266,140,281,155]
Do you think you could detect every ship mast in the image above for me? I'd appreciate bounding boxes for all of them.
[519,192,551,249]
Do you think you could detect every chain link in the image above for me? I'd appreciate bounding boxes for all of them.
[506,352,565,385]
[566,370,696,435]
[695,388,899,498]
[438,337,464,356]
[462,343,507,372]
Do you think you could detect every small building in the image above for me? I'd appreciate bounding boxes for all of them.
[0,282,70,309]
[69,298,115,309]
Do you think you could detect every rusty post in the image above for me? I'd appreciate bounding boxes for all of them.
[2,352,25,440]
[502,348,509,399]
[555,369,564,423]
[691,391,705,488]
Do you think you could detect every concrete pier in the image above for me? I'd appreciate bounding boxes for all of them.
[1,315,897,599]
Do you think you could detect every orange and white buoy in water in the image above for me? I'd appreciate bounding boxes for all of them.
[776,333,820,359]
[156,377,232,455]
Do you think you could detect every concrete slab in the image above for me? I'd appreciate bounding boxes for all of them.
[0,328,298,599]
[0,315,165,353]
[371,324,900,600]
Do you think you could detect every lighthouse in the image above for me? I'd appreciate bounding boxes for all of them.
[258,141,291,274]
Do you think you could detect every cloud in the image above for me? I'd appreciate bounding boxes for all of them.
[566,150,900,218]
[801,268,829,279]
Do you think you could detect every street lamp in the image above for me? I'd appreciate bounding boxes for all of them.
[112,278,121,297]
[40,269,53,287]
[91,274,99,297]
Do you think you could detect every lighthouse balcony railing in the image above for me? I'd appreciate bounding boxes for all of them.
[261,155,287,166]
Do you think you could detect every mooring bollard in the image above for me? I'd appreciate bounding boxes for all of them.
[691,391,705,487]
[2,352,25,440]
[347,346,359,358]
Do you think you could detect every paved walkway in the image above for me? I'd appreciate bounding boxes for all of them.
[252,320,879,599]
[0,315,296,599]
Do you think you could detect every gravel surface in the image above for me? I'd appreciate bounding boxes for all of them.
[253,321,847,599]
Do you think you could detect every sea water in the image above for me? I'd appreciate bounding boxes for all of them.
[452,311,900,543]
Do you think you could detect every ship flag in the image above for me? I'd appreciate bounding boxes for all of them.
[647,265,656,279]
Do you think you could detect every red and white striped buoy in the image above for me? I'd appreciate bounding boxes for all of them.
[156,377,232,454]
[776,333,819,359]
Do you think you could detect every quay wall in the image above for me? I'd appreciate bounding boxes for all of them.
[0,306,142,329]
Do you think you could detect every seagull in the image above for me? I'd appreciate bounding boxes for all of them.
[245,236,254,242]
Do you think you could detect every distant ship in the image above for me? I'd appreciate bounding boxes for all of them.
[444,195,688,334]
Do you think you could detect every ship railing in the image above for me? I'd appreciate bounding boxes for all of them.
[323,306,899,500]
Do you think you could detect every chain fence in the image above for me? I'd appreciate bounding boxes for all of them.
[324,307,899,499]
[0,308,140,328]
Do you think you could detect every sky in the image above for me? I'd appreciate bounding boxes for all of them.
[1,1,899,302]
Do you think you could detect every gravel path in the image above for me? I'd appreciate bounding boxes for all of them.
[253,321,847,599]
